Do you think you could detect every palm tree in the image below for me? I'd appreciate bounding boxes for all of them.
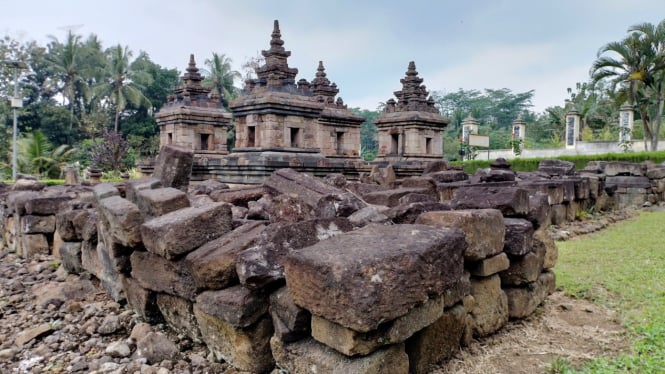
[591,20,665,150]
[45,31,83,132]
[17,130,76,178]
[202,53,240,109]
[95,44,151,132]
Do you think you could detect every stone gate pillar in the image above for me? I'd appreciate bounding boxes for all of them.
[619,101,634,142]
[565,109,580,149]
[461,115,479,143]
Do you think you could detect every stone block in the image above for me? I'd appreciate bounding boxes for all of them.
[152,145,194,191]
[574,177,590,200]
[184,221,266,290]
[21,233,49,258]
[519,180,564,205]
[400,176,437,191]
[271,337,408,374]
[605,176,651,189]
[191,179,230,195]
[405,304,466,374]
[194,308,274,373]
[6,191,39,215]
[416,209,504,261]
[500,243,546,286]
[21,214,55,234]
[121,276,162,323]
[386,202,451,224]
[347,205,390,227]
[209,185,268,207]
[140,202,232,260]
[451,186,529,217]
[136,187,190,218]
[237,218,353,290]
[156,293,202,342]
[124,178,162,204]
[311,295,444,356]
[534,229,557,269]
[95,241,126,302]
[24,194,74,215]
[284,224,465,332]
[269,287,311,343]
[97,196,143,248]
[427,170,467,183]
[480,169,516,182]
[469,274,508,337]
[550,204,566,225]
[604,161,645,176]
[397,193,437,205]
[422,160,450,174]
[96,220,132,274]
[267,194,313,223]
[55,209,80,241]
[52,229,63,259]
[130,251,197,301]
[467,252,510,277]
[443,272,471,308]
[195,285,268,328]
[60,241,83,274]
[538,159,575,176]
[81,239,102,278]
[362,187,433,207]
[314,192,367,218]
[265,168,345,209]
[647,167,665,180]
[503,218,534,256]
[93,183,120,201]
[527,192,551,230]
[504,271,555,318]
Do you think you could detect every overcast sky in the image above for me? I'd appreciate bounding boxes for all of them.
[2,0,664,113]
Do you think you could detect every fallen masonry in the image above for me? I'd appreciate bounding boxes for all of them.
[2,148,665,373]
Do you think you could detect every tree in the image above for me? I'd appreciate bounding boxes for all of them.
[349,107,380,160]
[591,19,665,150]
[203,53,240,109]
[17,130,75,178]
[95,44,152,132]
[44,31,83,132]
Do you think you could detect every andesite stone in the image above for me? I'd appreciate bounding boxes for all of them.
[504,271,555,318]
[451,186,529,217]
[503,218,534,256]
[152,144,194,192]
[130,251,198,301]
[195,285,268,328]
[156,293,202,342]
[469,274,508,337]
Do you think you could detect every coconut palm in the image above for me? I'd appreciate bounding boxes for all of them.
[95,44,151,132]
[45,31,83,132]
[202,53,240,109]
[591,20,665,150]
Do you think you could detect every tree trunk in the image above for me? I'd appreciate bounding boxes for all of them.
[652,89,664,151]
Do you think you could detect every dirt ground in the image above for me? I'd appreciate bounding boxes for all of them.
[431,290,629,374]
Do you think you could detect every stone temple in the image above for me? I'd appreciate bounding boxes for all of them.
[155,20,450,183]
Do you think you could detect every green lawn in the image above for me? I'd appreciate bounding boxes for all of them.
[554,210,665,373]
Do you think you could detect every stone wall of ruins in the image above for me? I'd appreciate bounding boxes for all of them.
[2,148,665,373]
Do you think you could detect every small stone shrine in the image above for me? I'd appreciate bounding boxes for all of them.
[374,61,449,161]
[155,55,232,164]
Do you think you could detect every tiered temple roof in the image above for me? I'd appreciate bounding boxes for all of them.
[384,61,439,114]
[164,54,221,108]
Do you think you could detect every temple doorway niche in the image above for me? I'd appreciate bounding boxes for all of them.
[425,137,432,154]
[248,126,256,147]
[336,132,344,154]
[290,127,301,148]
[167,133,173,145]
[200,133,210,150]
[391,133,399,154]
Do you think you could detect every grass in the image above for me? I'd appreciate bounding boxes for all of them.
[555,210,665,373]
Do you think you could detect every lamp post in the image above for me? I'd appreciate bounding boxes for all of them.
[3,60,26,181]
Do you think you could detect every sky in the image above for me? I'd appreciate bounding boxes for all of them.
[1,0,664,113]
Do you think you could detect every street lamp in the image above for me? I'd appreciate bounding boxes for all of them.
[2,60,27,181]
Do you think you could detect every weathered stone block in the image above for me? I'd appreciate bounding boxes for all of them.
[21,233,49,258]
[550,204,567,225]
[468,252,510,277]
[538,159,575,176]
[443,272,471,308]
[21,214,55,234]
[527,192,551,230]
[311,295,444,356]
[6,191,39,215]
[237,217,353,290]
[347,205,390,227]
[194,308,274,373]
[24,194,74,215]
[416,209,504,261]
[97,196,143,248]
[269,287,311,343]
[121,276,162,323]
[156,293,202,342]
[534,229,557,269]
[265,168,345,209]
[387,202,451,224]
[314,192,367,218]
[405,304,466,374]
[210,185,268,207]
[519,180,564,205]
[184,221,265,290]
[504,271,555,318]
[469,274,508,337]
[451,186,529,217]
[196,285,268,328]
[141,202,232,260]
[271,337,408,374]
[95,241,126,302]
[604,161,645,176]
[362,187,432,207]
[55,209,80,241]
[152,145,194,191]
[60,241,83,274]
[647,167,665,180]
[130,251,197,301]
[136,187,190,218]
[500,243,546,286]
[93,183,120,201]
[124,178,162,204]
[284,224,465,332]
[427,170,467,183]
[503,218,534,256]
[191,179,230,195]
[267,193,312,223]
